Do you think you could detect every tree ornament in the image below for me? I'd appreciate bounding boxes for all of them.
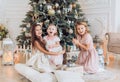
[39,4,43,11]
[57,10,61,14]
[33,2,36,7]
[75,9,77,14]
[68,8,72,12]
[38,0,44,3]
[69,28,73,34]
[43,0,46,4]
[72,3,76,8]
[63,8,68,14]
[26,23,30,27]
[52,5,55,10]
[39,22,43,27]
[48,9,55,16]
[69,4,73,9]
[55,3,59,8]
[25,33,31,37]
[59,30,63,38]
[45,19,50,23]
[46,0,50,3]
[75,14,78,19]
[29,6,33,10]
[47,5,52,10]
[22,28,26,32]
[34,14,38,19]
[32,16,35,21]
[29,13,33,17]
[34,0,39,3]
[63,0,66,3]
[67,20,71,25]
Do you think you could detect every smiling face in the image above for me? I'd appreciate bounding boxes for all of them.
[35,25,42,37]
[76,25,86,35]
[47,25,57,36]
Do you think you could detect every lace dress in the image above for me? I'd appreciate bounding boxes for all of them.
[26,50,55,72]
[76,33,99,73]
[43,36,63,65]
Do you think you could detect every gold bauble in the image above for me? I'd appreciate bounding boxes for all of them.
[48,9,55,16]
[72,3,76,8]
[34,14,38,19]
[39,22,43,27]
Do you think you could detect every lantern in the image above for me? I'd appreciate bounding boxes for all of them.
[96,46,105,69]
[2,37,14,65]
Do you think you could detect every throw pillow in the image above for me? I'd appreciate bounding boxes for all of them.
[54,70,84,82]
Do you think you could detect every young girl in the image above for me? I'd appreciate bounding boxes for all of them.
[43,24,63,66]
[25,24,65,72]
[72,21,99,74]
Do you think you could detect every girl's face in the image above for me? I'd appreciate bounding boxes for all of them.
[47,25,57,36]
[76,25,86,35]
[35,25,42,37]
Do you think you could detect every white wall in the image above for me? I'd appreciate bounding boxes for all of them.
[0,0,30,43]
[0,0,5,23]
[115,0,120,32]
[78,0,120,39]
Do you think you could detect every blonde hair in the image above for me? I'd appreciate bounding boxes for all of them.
[75,21,89,35]
[48,24,58,35]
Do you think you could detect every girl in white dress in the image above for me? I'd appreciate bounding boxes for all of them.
[26,24,65,72]
[43,24,63,66]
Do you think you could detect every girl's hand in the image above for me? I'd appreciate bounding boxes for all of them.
[58,49,66,55]
[75,60,79,64]
[72,38,79,45]
[48,45,54,49]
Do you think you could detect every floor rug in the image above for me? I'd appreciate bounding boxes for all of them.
[83,70,116,82]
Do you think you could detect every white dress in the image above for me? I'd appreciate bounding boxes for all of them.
[14,50,85,82]
[43,36,63,65]
[26,50,54,72]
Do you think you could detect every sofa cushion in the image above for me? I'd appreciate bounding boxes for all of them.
[107,33,120,54]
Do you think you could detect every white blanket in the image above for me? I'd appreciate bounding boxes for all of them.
[15,64,57,82]
[15,64,84,82]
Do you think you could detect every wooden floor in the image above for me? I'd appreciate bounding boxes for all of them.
[0,55,120,82]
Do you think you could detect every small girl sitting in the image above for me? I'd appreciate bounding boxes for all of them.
[43,24,63,66]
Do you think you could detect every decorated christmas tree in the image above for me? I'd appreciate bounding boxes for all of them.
[16,0,88,47]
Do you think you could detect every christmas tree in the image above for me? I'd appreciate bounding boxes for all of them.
[16,0,88,47]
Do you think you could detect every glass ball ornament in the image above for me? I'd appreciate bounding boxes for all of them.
[57,10,61,14]
[2,37,15,65]
[69,28,73,34]
[48,9,55,16]
[55,3,59,8]
[47,5,52,10]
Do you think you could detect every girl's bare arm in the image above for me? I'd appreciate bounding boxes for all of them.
[34,41,65,55]
[72,38,89,51]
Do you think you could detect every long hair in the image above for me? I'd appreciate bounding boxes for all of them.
[75,21,89,35]
[31,24,45,49]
